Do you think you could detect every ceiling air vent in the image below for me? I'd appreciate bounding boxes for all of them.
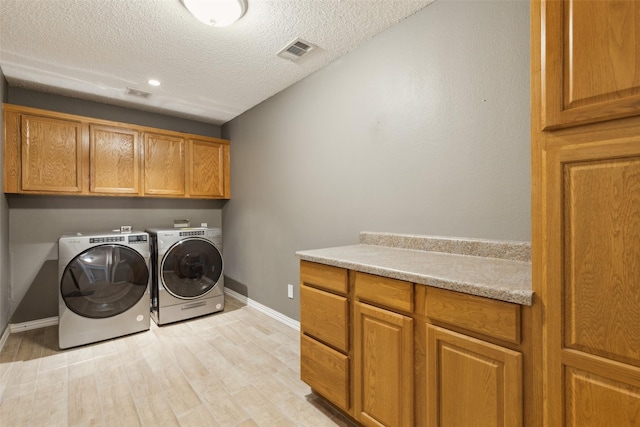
[126,87,152,98]
[277,38,317,62]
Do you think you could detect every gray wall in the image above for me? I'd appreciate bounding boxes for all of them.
[5,90,224,323]
[221,0,531,320]
[0,73,9,334]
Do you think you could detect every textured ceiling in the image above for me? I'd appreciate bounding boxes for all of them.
[0,0,434,125]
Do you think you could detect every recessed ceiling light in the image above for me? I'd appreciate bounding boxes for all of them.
[148,79,161,87]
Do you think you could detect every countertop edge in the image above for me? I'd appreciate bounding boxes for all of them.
[296,248,533,306]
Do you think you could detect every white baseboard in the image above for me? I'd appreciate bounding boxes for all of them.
[0,317,59,352]
[0,325,10,351]
[224,288,300,331]
[9,316,59,333]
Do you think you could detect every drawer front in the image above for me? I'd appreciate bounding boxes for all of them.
[355,272,414,313]
[301,333,349,412]
[300,260,348,294]
[300,284,349,351]
[426,287,521,344]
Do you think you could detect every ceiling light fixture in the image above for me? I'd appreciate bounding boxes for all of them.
[148,79,161,86]
[181,0,248,27]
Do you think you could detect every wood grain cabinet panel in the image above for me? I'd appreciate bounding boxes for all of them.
[300,333,350,412]
[563,156,640,367]
[354,272,413,313]
[90,124,139,194]
[143,132,186,196]
[189,138,229,198]
[300,284,349,352]
[21,114,83,193]
[299,262,352,414]
[300,260,348,294]
[426,287,521,344]
[426,325,522,427]
[565,366,640,427]
[354,301,413,427]
[542,0,640,129]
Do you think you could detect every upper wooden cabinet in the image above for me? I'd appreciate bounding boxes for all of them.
[189,138,230,198]
[3,104,230,199]
[90,124,140,195]
[21,114,83,193]
[143,132,186,197]
[541,0,640,129]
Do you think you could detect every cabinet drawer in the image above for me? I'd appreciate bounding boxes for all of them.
[426,287,521,344]
[300,284,348,351]
[301,334,349,412]
[355,272,413,313]
[300,261,348,294]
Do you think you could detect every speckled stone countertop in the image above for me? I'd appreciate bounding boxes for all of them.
[296,232,533,306]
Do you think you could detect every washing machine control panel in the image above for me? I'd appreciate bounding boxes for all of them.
[179,230,205,237]
[90,236,125,243]
[128,234,148,243]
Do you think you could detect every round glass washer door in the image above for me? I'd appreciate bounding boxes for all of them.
[60,244,149,319]
[161,238,223,299]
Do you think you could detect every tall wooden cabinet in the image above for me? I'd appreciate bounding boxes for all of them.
[3,104,231,199]
[531,1,640,425]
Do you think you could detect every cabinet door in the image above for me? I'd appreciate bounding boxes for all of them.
[90,124,140,194]
[541,0,640,129]
[354,301,413,427]
[21,114,83,193]
[426,325,522,427]
[143,132,185,196]
[189,139,229,198]
[544,139,640,427]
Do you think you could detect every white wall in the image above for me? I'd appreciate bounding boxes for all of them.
[222,0,531,320]
[0,73,9,334]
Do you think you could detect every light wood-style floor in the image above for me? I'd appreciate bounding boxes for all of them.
[0,296,356,426]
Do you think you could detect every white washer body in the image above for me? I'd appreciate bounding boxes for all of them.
[58,231,151,349]
[147,228,224,325]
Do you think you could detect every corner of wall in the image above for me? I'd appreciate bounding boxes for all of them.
[0,70,11,335]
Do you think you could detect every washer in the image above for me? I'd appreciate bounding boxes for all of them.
[58,231,151,349]
[147,227,224,325]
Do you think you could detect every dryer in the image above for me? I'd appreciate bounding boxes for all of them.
[58,231,151,349]
[147,228,224,325]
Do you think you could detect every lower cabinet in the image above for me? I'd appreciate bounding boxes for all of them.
[426,325,523,427]
[299,261,529,427]
[354,301,413,427]
[299,261,351,412]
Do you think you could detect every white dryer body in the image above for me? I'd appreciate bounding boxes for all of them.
[147,228,224,325]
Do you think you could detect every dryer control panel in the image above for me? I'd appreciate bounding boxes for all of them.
[90,236,125,243]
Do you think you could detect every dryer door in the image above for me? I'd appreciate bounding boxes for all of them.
[161,238,223,299]
[60,245,149,318]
